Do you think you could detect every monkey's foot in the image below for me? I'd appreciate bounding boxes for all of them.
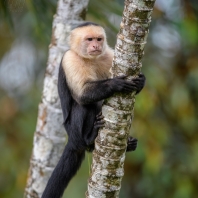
[90,112,105,140]
[85,112,105,149]
[126,136,138,152]
[94,112,105,129]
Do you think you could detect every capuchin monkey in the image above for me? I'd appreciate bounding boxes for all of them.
[42,22,145,198]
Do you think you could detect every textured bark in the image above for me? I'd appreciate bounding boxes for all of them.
[86,1,156,197]
[24,0,89,197]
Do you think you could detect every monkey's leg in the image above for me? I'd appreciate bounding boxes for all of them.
[126,136,138,152]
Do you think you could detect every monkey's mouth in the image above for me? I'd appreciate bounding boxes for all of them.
[89,50,102,55]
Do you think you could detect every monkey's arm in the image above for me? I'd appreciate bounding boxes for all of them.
[78,74,145,105]
[58,63,73,123]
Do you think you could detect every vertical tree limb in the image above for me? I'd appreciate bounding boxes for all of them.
[86,0,156,197]
[24,0,89,197]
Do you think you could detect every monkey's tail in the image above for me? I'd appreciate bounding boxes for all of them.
[41,143,85,198]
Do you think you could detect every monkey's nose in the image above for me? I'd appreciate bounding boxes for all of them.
[93,45,99,49]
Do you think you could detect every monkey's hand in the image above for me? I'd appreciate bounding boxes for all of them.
[111,74,145,94]
[126,136,138,152]
[133,73,146,94]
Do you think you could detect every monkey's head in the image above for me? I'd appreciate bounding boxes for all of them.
[69,23,107,59]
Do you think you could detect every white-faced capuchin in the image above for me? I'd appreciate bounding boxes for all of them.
[42,22,146,198]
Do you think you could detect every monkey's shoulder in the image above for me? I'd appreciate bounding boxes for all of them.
[62,51,81,70]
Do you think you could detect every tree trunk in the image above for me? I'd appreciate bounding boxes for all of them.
[86,0,156,197]
[24,0,89,197]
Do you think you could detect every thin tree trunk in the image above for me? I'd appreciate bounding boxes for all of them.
[24,0,89,197]
[86,0,156,197]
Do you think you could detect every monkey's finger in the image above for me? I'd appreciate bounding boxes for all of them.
[95,120,105,125]
[96,115,104,121]
[124,81,139,87]
[94,125,105,130]
[132,77,145,82]
[96,115,104,120]
[127,145,137,151]
[96,112,102,117]
[116,75,128,79]
[132,78,142,82]
[132,81,145,87]
[123,84,139,91]
[133,84,144,89]
[127,140,138,145]
[94,122,105,129]
[128,136,138,141]
[127,141,137,146]
[138,73,145,78]
[96,121,105,126]
[126,145,137,151]
[94,118,105,125]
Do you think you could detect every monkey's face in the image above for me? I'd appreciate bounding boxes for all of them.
[69,25,107,59]
[84,36,105,57]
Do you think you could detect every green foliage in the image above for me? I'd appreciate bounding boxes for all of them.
[0,0,198,197]
[0,89,40,198]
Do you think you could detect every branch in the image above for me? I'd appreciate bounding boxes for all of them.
[24,0,90,197]
[86,0,156,197]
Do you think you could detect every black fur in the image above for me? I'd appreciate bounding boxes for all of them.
[78,74,145,105]
[41,62,145,198]
[75,21,99,29]
[71,22,99,31]
[41,143,85,198]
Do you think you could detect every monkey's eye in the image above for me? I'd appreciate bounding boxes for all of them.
[97,38,102,41]
[87,38,93,41]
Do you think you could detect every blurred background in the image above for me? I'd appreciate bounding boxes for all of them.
[0,0,198,197]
